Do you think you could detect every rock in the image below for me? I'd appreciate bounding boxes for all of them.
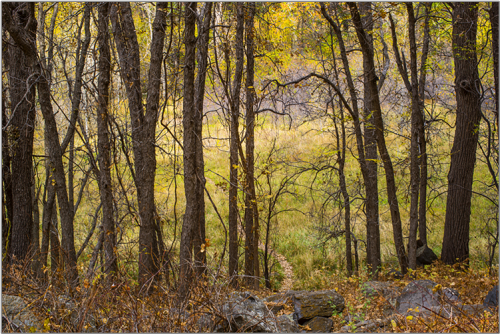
[220,292,277,332]
[396,280,440,313]
[304,316,333,332]
[442,287,461,303]
[409,304,492,320]
[293,290,344,324]
[362,281,401,316]
[57,295,97,332]
[483,285,498,308]
[416,245,438,266]
[197,314,214,332]
[340,318,388,333]
[386,269,404,279]
[276,314,299,333]
[2,294,42,332]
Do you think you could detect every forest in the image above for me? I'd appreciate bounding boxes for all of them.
[1,2,499,333]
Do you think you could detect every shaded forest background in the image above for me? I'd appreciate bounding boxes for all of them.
[1,1,498,317]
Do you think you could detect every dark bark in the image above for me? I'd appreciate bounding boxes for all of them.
[2,86,13,267]
[320,3,380,277]
[490,2,499,113]
[4,2,37,265]
[97,2,118,276]
[179,1,198,300]
[442,3,482,265]
[111,2,167,287]
[348,2,408,274]
[228,2,245,284]
[244,2,258,288]
[358,3,381,277]
[192,2,213,277]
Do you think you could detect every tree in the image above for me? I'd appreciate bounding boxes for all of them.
[179,1,198,300]
[97,2,118,276]
[348,2,408,274]
[111,2,168,287]
[2,2,37,266]
[442,2,482,265]
[244,2,259,288]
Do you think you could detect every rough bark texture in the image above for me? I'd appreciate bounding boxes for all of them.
[2,79,13,267]
[244,2,258,288]
[4,2,37,265]
[348,2,408,274]
[192,2,213,277]
[111,2,167,287]
[442,3,481,265]
[228,3,245,283]
[179,1,198,300]
[97,3,118,276]
[358,2,381,277]
[490,2,499,113]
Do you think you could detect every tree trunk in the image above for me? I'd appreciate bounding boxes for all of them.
[111,2,167,287]
[320,3,379,277]
[4,2,37,266]
[193,2,213,277]
[2,87,13,268]
[244,2,258,288]
[348,2,408,274]
[490,2,499,113]
[228,2,245,284]
[442,3,481,265]
[178,1,198,300]
[358,3,381,277]
[97,2,118,277]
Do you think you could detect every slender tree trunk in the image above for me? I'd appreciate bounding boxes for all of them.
[418,3,432,246]
[193,2,213,277]
[179,1,198,300]
[2,88,13,268]
[244,2,258,288]
[358,3,381,277]
[442,3,481,265]
[320,3,379,276]
[490,2,499,114]
[97,3,118,277]
[4,2,37,266]
[228,2,245,284]
[348,2,408,274]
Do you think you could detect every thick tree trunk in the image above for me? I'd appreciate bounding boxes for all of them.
[359,3,381,277]
[179,1,198,300]
[2,88,13,267]
[244,2,258,288]
[4,3,37,266]
[442,3,481,265]
[111,2,167,287]
[193,2,213,277]
[97,3,118,276]
[348,2,408,274]
[228,3,245,284]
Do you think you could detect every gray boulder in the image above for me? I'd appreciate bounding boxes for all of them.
[293,290,344,324]
[304,316,333,332]
[483,285,498,308]
[276,314,299,333]
[442,287,461,303]
[416,246,438,266]
[2,294,42,332]
[396,280,440,313]
[220,292,277,332]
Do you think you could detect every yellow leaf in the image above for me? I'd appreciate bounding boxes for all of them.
[391,320,397,329]
[432,284,442,293]
[406,315,413,321]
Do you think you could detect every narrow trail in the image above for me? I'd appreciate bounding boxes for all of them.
[205,176,294,292]
[237,224,294,292]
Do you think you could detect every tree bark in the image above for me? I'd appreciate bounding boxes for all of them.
[442,2,481,265]
[97,2,118,277]
[244,2,258,288]
[2,77,13,268]
[358,2,381,277]
[111,2,167,287]
[4,2,37,266]
[489,2,499,114]
[179,1,198,300]
[348,2,408,274]
[228,2,245,284]
[320,3,380,277]
[193,2,213,277]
